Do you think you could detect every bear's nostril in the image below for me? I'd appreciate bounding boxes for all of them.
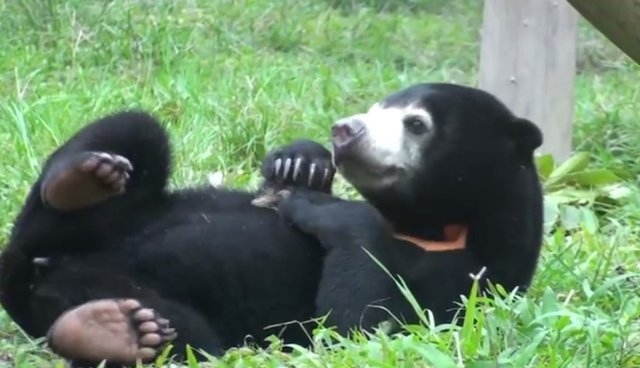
[332,119,365,140]
[331,124,352,140]
[331,124,347,137]
[331,118,366,154]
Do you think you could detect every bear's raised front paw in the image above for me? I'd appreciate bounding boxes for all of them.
[261,139,335,193]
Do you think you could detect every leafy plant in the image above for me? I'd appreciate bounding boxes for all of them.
[537,152,633,234]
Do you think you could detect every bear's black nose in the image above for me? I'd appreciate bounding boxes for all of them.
[331,118,365,149]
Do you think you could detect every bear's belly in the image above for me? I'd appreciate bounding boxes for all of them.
[120,203,324,343]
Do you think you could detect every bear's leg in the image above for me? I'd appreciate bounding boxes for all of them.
[48,297,223,367]
[38,110,171,211]
[47,299,175,366]
[0,111,173,340]
[276,191,401,335]
[7,110,171,255]
[28,268,224,366]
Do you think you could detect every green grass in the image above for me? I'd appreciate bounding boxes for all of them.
[1,0,639,366]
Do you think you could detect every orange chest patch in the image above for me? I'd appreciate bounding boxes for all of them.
[393,225,467,252]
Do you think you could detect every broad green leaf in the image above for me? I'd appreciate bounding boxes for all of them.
[541,287,559,315]
[535,153,555,179]
[543,201,559,234]
[565,169,619,186]
[560,205,582,230]
[545,151,590,187]
[603,183,633,200]
[579,207,599,233]
[545,188,597,205]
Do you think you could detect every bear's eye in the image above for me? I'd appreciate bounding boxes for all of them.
[403,116,428,135]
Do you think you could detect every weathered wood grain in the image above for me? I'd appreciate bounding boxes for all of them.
[479,0,578,161]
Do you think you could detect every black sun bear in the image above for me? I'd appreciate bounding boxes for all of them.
[0,82,544,367]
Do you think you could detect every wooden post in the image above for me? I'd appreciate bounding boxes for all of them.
[479,0,578,161]
[567,0,640,65]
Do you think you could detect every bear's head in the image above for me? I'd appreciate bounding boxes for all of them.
[331,83,543,235]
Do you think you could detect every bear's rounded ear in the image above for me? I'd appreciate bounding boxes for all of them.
[510,117,543,152]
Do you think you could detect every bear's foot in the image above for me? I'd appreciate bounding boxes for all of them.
[47,299,176,365]
[41,151,133,211]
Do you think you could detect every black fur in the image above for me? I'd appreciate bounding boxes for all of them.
[0,83,544,366]
[0,112,324,362]
[277,83,545,332]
